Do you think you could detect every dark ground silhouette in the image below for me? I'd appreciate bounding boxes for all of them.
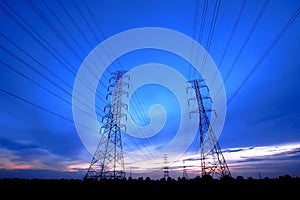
[1,174,299,197]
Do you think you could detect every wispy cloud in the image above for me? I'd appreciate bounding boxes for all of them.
[0,148,33,170]
[1,141,300,179]
[223,143,300,162]
[251,113,284,125]
[170,142,300,178]
[94,142,300,178]
[0,146,91,173]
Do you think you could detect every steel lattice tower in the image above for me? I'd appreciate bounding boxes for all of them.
[84,70,129,180]
[187,79,231,179]
[182,160,188,179]
[163,154,170,179]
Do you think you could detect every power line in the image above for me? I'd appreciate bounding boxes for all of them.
[1,62,154,162]
[0,44,103,116]
[55,0,93,49]
[212,0,270,102]
[1,0,77,75]
[72,0,101,43]
[188,0,200,79]
[191,0,208,79]
[68,0,122,81]
[0,33,106,114]
[1,1,107,104]
[41,0,87,55]
[218,0,247,69]
[197,0,208,45]
[24,0,110,90]
[1,1,106,103]
[1,60,70,107]
[81,0,124,69]
[25,0,84,61]
[227,7,300,105]
[0,44,71,97]
[223,0,270,83]
[201,0,221,72]
[65,0,156,157]
[0,60,102,121]
[205,0,221,53]
[0,88,72,123]
[49,0,120,93]
[0,33,72,92]
[209,0,247,86]
[80,0,157,144]
[47,0,155,158]
[82,0,107,42]
[0,88,98,133]
[1,1,155,158]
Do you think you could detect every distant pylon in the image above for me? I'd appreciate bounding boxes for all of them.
[187,79,231,179]
[84,70,129,180]
[163,154,169,179]
[182,160,188,179]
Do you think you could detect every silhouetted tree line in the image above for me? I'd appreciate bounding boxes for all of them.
[1,174,299,197]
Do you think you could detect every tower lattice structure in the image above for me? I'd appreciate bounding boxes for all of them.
[85,70,129,180]
[187,79,231,179]
[182,160,188,179]
[163,154,170,180]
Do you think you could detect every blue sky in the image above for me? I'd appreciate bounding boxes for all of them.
[0,0,300,179]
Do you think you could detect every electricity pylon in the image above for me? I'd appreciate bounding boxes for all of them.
[163,154,170,179]
[182,160,188,179]
[187,79,231,179]
[84,70,129,180]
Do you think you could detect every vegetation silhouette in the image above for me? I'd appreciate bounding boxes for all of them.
[0,174,299,197]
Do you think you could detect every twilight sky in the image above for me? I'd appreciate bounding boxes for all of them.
[0,0,300,180]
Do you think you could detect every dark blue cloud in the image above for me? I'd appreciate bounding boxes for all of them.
[230,148,300,164]
[222,147,254,153]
